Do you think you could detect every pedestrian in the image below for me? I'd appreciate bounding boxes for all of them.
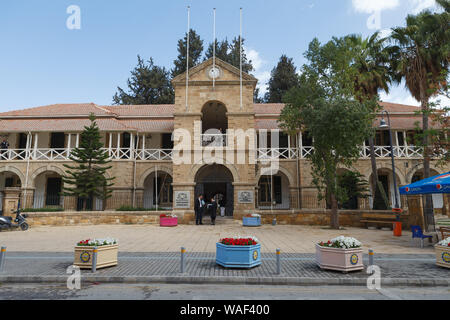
[208,197,218,225]
[0,138,9,160]
[194,194,205,225]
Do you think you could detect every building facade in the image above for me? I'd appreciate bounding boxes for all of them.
[0,58,448,219]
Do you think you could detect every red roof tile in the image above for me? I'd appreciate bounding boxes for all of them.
[0,103,112,117]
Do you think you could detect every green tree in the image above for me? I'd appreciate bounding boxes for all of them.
[172,29,204,78]
[265,55,299,103]
[205,39,230,62]
[205,37,253,73]
[390,0,449,218]
[344,32,394,210]
[337,171,370,210]
[62,114,115,211]
[280,39,376,229]
[113,56,174,105]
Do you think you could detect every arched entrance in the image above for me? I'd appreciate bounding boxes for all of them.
[257,171,291,210]
[143,171,173,210]
[33,170,63,209]
[0,171,22,212]
[201,101,228,147]
[195,164,234,217]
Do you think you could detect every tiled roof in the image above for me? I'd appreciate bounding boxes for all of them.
[254,104,285,115]
[103,105,174,117]
[119,120,174,132]
[0,103,112,117]
[379,102,421,113]
[0,118,129,132]
[255,119,280,130]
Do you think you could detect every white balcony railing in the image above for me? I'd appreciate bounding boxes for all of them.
[0,145,428,162]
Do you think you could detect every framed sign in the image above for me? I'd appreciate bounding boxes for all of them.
[238,191,254,204]
[174,191,190,209]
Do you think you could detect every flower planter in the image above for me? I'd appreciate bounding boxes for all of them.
[74,244,118,270]
[315,244,364,272]
[243,216,261,227]
[216,243,261,269]
[435,245,450,269]
[160,217,178,227]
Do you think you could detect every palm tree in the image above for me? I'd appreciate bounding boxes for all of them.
[345,32,394,209]
[390,1,449,224]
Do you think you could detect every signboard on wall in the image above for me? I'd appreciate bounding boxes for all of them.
[174,191,190,209]
[238,191,254,204]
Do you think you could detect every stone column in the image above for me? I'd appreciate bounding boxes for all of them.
[172,182,196,224]
[3,187,21,217]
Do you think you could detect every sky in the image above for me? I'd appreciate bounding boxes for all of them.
[0,0,447,112]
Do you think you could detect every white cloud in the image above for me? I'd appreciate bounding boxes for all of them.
[352,0,400,13]
[409,0,436,13]
[246,47,271,95]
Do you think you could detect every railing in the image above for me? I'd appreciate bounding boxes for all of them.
[201,134,227,147]
[0,145,428,161]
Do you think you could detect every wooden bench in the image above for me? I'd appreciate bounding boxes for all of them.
[439,227,450,241]
[360,213,396,229]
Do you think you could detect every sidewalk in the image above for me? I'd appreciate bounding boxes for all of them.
[0,252,448,287]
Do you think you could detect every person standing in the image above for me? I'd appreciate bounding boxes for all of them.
[0,138,9,160]
[208,197,218,225]
[194,195,205,225]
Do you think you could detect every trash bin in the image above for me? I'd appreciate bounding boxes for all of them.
[393,222,402,237]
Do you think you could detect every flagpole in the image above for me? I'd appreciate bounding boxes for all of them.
[186,6,190,112]
[240,7,243,110]
[213,7,216,90]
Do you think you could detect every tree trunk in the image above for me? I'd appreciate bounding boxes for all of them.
[330,192,339,229]
[421,94,434,231]
[368,136,379,207]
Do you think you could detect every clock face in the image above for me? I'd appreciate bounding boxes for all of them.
[208,67,221,79]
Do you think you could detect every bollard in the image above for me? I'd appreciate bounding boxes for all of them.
[276,248,281,275]
[368,248,374,266]
[0,246,6,272]
[180,247,186,273]
[92,247,98,273]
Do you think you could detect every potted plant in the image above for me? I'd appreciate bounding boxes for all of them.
[316,236,364,272]
[216,237,261,269]
[435,237,450,269]
[243,213,262,227]
[160,214,178,227]
[74,238,118,270]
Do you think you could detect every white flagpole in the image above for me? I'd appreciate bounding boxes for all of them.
[213,7,216,89]
[186,6,190,112]
[240,7,243,110]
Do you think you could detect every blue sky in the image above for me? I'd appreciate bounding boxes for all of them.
[0,0,446,112]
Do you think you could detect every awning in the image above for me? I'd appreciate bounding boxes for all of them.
[399,172,450,195]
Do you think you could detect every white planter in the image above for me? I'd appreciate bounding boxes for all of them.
[316,244,364,272]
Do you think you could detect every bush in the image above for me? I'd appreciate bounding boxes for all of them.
[22,207,64,213]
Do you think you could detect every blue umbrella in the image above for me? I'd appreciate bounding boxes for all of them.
[399,172,450,195]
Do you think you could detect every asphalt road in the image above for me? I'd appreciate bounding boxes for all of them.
[0,283,449,300]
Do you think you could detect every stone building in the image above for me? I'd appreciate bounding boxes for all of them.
[0,58,448,221]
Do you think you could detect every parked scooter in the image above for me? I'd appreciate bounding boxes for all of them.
[0,200,29,231]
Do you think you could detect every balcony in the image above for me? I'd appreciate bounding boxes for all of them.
[0,145,430,162]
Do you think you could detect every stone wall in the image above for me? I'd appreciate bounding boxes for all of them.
[24,209,410,230]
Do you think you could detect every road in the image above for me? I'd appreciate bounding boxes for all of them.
[0,283,449,300]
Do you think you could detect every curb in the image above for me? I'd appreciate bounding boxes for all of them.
[0,275,448,287]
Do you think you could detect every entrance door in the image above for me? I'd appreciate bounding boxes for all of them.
[46,177,61,206]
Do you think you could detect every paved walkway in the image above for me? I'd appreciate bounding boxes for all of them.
[0,252,448,286]
[0,221,438,254]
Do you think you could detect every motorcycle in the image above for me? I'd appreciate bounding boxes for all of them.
[0,200,29,231]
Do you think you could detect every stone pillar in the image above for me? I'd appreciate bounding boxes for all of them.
[172,183,195,224]
[234,183,257,218]
[289,187,299,209]
[3,187,21,217]
[21,188,35,209]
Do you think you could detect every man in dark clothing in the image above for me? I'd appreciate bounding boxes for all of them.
[194,195,205,225]
[0,139,9,160]
[208,198,218,225]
